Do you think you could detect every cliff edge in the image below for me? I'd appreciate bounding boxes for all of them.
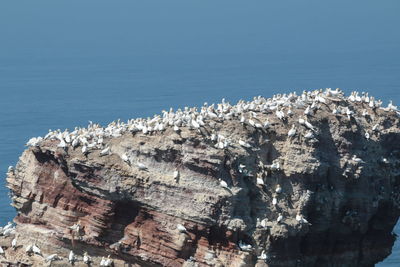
[3,89,400,266]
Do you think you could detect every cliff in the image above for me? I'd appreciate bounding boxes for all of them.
[3,89,400,266]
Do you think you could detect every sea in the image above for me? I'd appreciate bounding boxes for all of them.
[0,1,399,265]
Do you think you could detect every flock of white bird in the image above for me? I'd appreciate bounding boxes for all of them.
[0,222,113,266]
[25,89,398,156]
[9,88,400,263]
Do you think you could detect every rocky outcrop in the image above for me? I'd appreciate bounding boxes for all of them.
[3,90,400,266]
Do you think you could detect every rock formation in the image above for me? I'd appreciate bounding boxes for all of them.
[3,89,400,266]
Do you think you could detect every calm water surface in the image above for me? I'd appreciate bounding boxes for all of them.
[0,1,399,265]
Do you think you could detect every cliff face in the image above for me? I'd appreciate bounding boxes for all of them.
[4,90,400,266]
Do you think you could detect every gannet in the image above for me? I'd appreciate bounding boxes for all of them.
[270,161,280,171]
[256,174,264,185]
[258,250,267,260]
[173,125,180,132]
[304,105,311,116]
[32,244,41,255]
[288,125,296,137]
[177,224,187,233]
[57,139,67,148]
[365,132,370,139]
[276,213,283,223]
[121,153,130,164]
[11,235,17,250]
[345,107,353,119]
[100,257,107,266]
[304,120,315,131]
[100,147,110,156]
[248,119,256,127]
[260,218,268,228]
[275,184,282,194]
[7,166,14,173]
[173,170,180,182]
[25,244,33,254]
[276,109,285,120]
[3,222,13,231]
[219,179,228,188]
[102,255,113,266]
[272,196,277,206]
[82,145,88,154]
[0,246,4,255]
[387,100,397,111]
[296,213,302,222]
[137,162,147,171]
[72,138,80,148]
[332,106,339,115]
[304,131,314,139]
[239,139,252,148]
[69,250,76,264]
[46,254,60,262]
[238,240,252,251]
[263,119,270,128]
[83,252,92,264]
[372,124,380,131]
[351,155,364,163]
[191,119,200,129]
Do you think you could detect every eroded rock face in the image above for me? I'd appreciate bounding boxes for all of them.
[4,90,400,266]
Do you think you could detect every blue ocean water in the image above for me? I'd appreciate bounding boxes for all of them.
[0,0,399,265]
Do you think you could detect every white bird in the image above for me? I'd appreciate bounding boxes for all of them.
[82,145,88,154]
[68,250,76,263]
[57,139,67,148]
[177,224,187,233]
[11,236,17,250]
[272,196,277,206]
[288,125,296,137]
[0,246,4,255]
[7,166,14,173]
[256,176,264,185]
[25,244,33,254]
[102,255,113,266]
[32,244,41,255]
[3,222,13,231]
[365,132,370,139]
[296,213,302,222]
[173,125,180,132]
[275,184,282,194]
[304,105,311,116]
[238,240,252,251]
[121,153,130,163]
[304,120,315,131]
[352,155,364,163]
[276,109,285,120]
[83,252,92,264]
[173,170,180,181]
[191,119,200,129]
[100,147,110,156]
[46,254,60,262]
[248,119,256,127]
[137,162,147,170]
[258,250,267,260]
[387,100,397,111]
[277,213,283,223]
[239,139,252,148]
[260,218,268,228]
[219,179,228,188]
[304,131,314,139]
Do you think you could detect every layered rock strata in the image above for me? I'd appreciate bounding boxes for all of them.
[3,89,400,266]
